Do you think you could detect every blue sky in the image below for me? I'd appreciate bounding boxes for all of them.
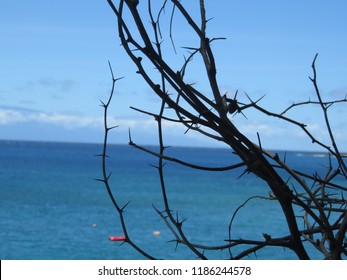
[1,0,347,151]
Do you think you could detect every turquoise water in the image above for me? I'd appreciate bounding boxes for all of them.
[0,140,341,259]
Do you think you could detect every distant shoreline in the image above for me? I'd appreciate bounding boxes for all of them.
[1,138,346,155]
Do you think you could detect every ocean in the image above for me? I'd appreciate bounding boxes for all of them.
[0,140,342,260]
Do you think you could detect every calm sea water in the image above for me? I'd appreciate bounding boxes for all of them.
[0,140,340,260]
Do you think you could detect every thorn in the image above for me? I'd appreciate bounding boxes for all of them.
[184,124,193,134]
[182,46,199,51]
[244,92,253,103]
[237,169,248,180]
[94,154,109,158]
[239,110,248,119]
[94,178,105,183]
[107,125,119,131]
[106,172,112,181]
[175,212,180,223]
[326,103,333,109]
[99,100,106,107]
[234,89,239,99]
[108,61,115,80]
[148,163,159,169]
[206,17,215,23]
[257,132,262,151]
[114,76,125,82]
[121,201,131,212]
[175,241,179,251]
[312,53,319,65]
[128,128,134,145]
[274,153,279,161]
[255,95,266,104]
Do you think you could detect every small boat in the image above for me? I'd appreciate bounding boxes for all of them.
[109,235,126,241]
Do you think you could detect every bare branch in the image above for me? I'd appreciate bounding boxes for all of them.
[103,0,346,260]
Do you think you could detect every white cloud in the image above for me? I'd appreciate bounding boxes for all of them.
[0,107,159,131]
[1,107,346,151]
[239,122,283,137]
[0,108,98,129]
[0,109,24,124]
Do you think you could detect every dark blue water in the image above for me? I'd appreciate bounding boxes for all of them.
[0,140,343,259]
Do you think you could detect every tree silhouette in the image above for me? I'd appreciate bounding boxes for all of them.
[97,0,347,259]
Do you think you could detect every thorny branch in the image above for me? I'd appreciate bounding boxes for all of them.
[103,0,347,259]
[96,62,156,259]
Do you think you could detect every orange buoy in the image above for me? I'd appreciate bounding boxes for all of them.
[109,235,126,241]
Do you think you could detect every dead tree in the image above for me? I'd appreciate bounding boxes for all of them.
[97,0,347,259]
